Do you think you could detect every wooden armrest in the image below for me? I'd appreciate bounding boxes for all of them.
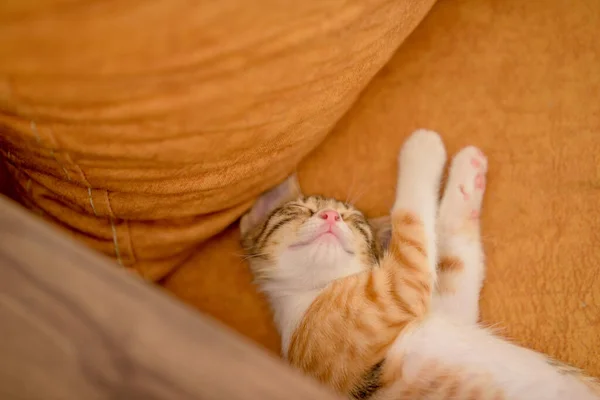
[0,195,340,400]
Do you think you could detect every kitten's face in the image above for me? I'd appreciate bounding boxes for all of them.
[242,195,381,290]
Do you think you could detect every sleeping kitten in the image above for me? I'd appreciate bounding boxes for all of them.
[240,130,600,400]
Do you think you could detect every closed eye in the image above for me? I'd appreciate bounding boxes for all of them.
[286,203,315,216]
[341,211,364,222]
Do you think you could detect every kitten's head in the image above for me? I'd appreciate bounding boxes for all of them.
[241,175,390,293]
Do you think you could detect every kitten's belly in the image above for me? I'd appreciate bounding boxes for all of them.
[377,315,598,400]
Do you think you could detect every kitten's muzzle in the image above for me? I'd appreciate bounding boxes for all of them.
[290,221,354,254]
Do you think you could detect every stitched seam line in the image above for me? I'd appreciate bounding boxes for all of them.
[30,120,126,267]
[104,190,125,266]
[110,218,124,267]
[31,121,72,181]
[124,220,137,265]
[66,153,99,218]
[87,187,98,216]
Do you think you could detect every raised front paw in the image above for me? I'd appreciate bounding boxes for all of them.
[440,146,488,224]
[398,129,447,182]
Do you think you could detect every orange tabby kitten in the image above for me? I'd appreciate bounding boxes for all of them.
[241,130,600,400]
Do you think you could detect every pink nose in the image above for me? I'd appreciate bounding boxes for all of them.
[319,210,341,223]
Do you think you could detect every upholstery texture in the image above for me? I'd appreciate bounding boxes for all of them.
[0,0,435,280]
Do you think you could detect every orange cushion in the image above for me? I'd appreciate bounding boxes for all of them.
[0,0,435,280]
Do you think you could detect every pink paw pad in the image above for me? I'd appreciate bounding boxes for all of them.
[470,210,480,219]
[470,157,482,168]
[475,173,486,190]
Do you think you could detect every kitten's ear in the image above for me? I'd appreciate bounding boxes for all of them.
[240,174,302,237]
[369,215,392,251]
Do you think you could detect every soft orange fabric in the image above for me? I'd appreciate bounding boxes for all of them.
[164,0,600,377]
[0,0,435,280]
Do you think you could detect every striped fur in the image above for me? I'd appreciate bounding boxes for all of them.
[287,210,435,394]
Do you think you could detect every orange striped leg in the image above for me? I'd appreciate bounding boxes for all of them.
[390,130,447,303]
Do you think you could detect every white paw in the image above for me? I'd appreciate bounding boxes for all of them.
[439,146,488,224]
[398,129,447,181]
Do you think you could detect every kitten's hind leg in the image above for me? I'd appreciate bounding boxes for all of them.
[434,146,488,324]
[386,130,446,313]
